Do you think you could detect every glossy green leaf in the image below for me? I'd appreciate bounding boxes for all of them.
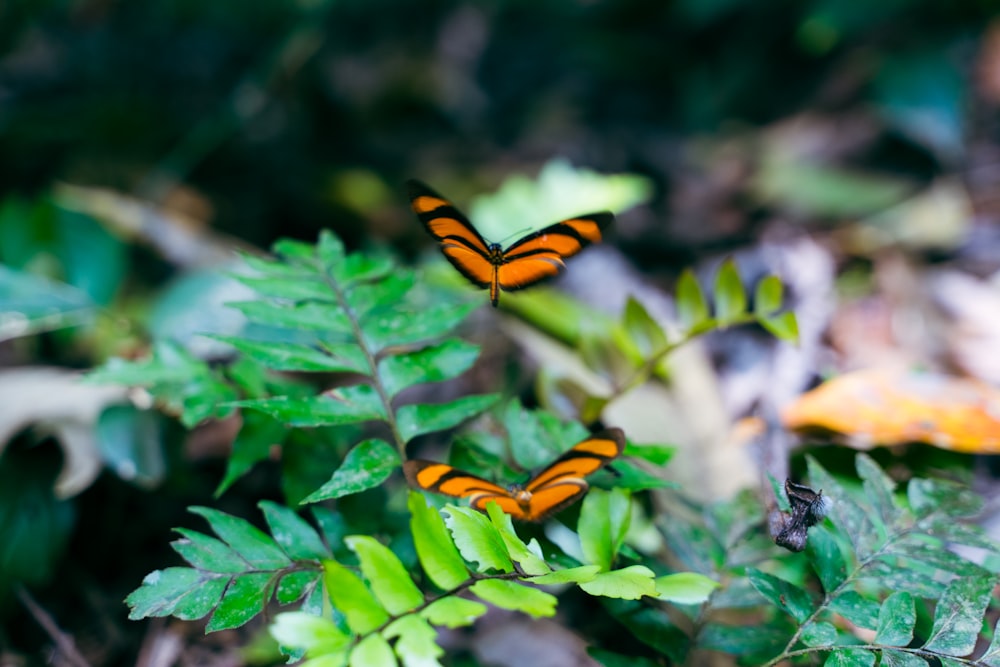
[828,591,879,631]
[125,567,225,620]
[823,648,875,667]
[408,492,470,590]
[235,274,333,301]
[314,230,346,266]
[622,296,667,360]
[923,574,996,656]
[227,299,352,334]
[579,565,657,599]
[270,611,351,657]
[713,259,747,324]
[189,507,292,569]
[579,487,631,571]
[207,571,274,631]
[874,591,915,647]
[759,311,799,342]
[529,565,601,586]
[363,302,478,351]
[235,385,387,427]
[302,439,400,503]
[980,616,1000,666]
[171,529,248,573]
[349,633,397,667]
[276,570,320,604]
[259,501,330,561]
[747,568,814,623]
[484,502,550,576]
[623,441,674,466]
[333,252,394,287]
[907,477,982,518]
[654,572,720,604]
[420,596,488,628]
[346,535,423,615]
[753,275,784,317]
[323,560,389,634]
[442,506,513,573]
[396,393,499,443]
[879,649,927,667]
[383,615,444,667]
[211,336,368,373]
[800,621,839,647]
[469,579,557,617]
[0,265,95,341]
[675,269,709,331]
[378,340,480,398]
[806,527,848,593]
[587,649,661,667]
[345,272,416,319]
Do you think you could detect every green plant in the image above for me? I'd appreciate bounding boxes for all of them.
[90,229,1000,666]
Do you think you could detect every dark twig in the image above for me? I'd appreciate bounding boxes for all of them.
[15,584,92,667]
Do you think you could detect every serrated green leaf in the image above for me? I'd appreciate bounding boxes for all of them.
[212,337,369,373]
[349,633,397,667]
[302,439,401,503]
[800,621,839,647]
[236,274,333,301]
[823,648,875,666]
[747,568,814,623]
[270,611,351,656]
[259,501,330,561]
[713,259,747,323]
[333,252,394,287]
[856,454,899,531]
[622,296,667,359]
[217,411,287,496]
[207,571,275,631]
[364,302,478,351]
[501,399,562,470]
[908,477,982,518]
[579,565,657,600]
[484,502,550,576]
[378,340,480,398]
[276,570,320,604]
[923,574,996,656]
[345,272,416,319]
[408,492,469,590]
[125,567,226,620]
[171,529,248,573]
[759,311,799,342]
[189,507,292,569]
[529,565,601,586]
[323,560,389,634]
[442,506,513,573]
[579,487,631,571]
[653,573,719,604]
[469,579,557,617]
[807,457,881,558]
[623,441,674,466]
[383,615,443,667]
[346,535,423,615]
[675,270,709,331]
[754,276,784,317]
[227,300,352,334]
[396,394,499,443]
[235,385,387,427]
[879,649,927,667]
[420,597,488,629]
[874,591,915,647]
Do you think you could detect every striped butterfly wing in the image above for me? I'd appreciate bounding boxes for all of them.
[518,428,626,521]
[403,458,520,511]
[406,180,499,297]
[495,213,615,294]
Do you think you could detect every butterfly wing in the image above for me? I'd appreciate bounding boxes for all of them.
[496,213,615,292]
[519,428,626,521]
[404,459,521,515]
[406,180,499,294]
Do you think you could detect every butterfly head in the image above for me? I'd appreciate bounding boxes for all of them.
[507,484,533,509]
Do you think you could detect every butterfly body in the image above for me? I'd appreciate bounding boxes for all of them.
[404,428,625,521]
[407,179,613,307]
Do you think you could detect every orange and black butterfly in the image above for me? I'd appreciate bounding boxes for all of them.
[403,428,625,522]
[406,179,614,307]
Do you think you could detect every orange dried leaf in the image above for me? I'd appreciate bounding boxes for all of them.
[782,368,1000,452]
